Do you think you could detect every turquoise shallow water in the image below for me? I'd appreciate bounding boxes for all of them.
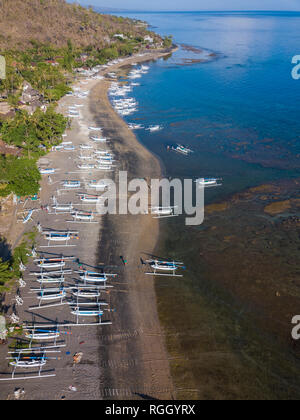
[114,11,300,200]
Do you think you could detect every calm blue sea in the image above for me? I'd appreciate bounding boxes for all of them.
[116,11,300,200]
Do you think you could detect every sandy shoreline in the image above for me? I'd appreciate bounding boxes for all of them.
[0,47,176,400]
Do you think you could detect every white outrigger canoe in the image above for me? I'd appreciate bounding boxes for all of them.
[97,155,114,162]
[22,209,34,224]
[145,259,185,277]
[52,203,73,213]
[93,149,112,155]
[151,206,178,218]
[148,260,182,271]
[71,211,95,221]
[38,289,67,301]
[72,289,101,298]
[78,271,108,282]
[88,127,102,131]
[77,163,95,170]
[71,307,104,317]
[36,276,65,284]
[25,329,60,341]
[95,164,113,171]
[78,154,94,161]
[78,194,104,203]
[62,180,81,189]
[80,144,93,150]
[39,168,56,175]
[42,231,78,243]
[146,125,162,132]
[10,359,47,368]
[35,258,66,269]
[87,180,109,190]
[63,145,76,151]
[170,144,193,155]
[128,123,144,130]
[195,178,222,187]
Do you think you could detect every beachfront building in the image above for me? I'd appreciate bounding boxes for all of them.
[19,82,44,115]
[144,35,154,44]
[114,33,127,40]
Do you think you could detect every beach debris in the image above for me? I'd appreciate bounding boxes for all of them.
[14,388,25,400]
[15,296,24,306]
[68,385,77,392]
[10,313,20,324]
[0,315,8,343]
[19,277,26,288]
[19,261,26,271]
[73,352,83,364]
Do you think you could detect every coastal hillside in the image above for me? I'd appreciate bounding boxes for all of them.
[0,0,165,201]
[0,0,159,50]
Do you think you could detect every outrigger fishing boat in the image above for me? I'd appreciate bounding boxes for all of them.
[145,259,185,277]
[43,231,78,241]
[77,163,95,170]
[150,206,178,219]
[78,193,104,203]
[0,349,57,381]
[88,127,102,131]
[80,144,93,150]
[39,168,56,174]
[128,123,144,130]
[40,230,79,247]
[35,258,66,269]
[51,201,74,214]
[169,144,193,155]
[10,358,47,369]
[78,271,107,282]
[95,164,113,171]
[76,270,116,283]
[87,180,109,190]
[195,177,223,187]
[63,145,76,151]
[24,329,61,341]
[146,125,162,132]
[93,149,112,156]
[18,209,34,224]
[36,275,66,284]
[96,155,114,162]
[78,155,94,161]
[72,289,101,298]
[62,180,81,189]
[37,288,67,301]
[29,287,68,310]
[70,305,104,317]
[67,210,96,223]
[22,209,33,223]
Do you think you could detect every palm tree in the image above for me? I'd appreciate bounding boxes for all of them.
[0,258,13,287]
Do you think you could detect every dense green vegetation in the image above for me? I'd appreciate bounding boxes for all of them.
[0,231,37,292]
[0,106,66,197]
[163,36,173,48]
[1,106,67,156]
[0,156,41,197]
[0,258,14,291]
[0,32,164,200]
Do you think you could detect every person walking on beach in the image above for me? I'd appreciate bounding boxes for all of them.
[120,256,128,266]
